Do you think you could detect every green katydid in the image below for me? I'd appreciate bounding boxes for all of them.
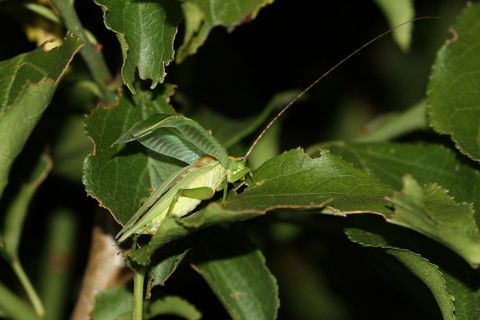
[113,17,436,244]
[114,113,250,243]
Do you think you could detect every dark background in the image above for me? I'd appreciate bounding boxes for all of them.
[0,1,467,319]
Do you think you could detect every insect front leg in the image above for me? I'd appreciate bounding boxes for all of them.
[167,187,216,217]
[222,166,251,202]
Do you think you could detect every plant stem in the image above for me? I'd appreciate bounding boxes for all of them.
[11,259,45,318]
[0,281,39,320]
[133,268,145,320]
[51,0,116,104]
[39,209,77,320]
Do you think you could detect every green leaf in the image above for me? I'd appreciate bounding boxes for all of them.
[52,115,91,181]
[320,142,480,222]
[355,99,427,142]
[391,251,454,319]
[228,148,391,214]
[146,250,188,298]
[0,34,82,109]
[345,215,480,320]
[0,153,52,318]
[83,86,183,225]
[23,3,61,24]
[390,175,480,267]
[373,0,415,51]
[177,0,274,62]
[428,3,480,161]
[0,34,82,198]
[191,227,279,320]
[345,224,455,320]
[441,269,480,320]
[147,296,201,320]
[322,142,480,266]
[93,287,200,320]
[128,218,189,266]
[2,153,52,261]
[92,286,131,320]
[177,2,204,63]
[94,0,182,92]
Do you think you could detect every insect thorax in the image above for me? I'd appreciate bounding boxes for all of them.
[226,157,248,183]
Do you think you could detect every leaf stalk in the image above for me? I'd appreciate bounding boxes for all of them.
[133,268,145,320]
[11,259,45,318]
[51,0,116,104]
[0,281,40,320]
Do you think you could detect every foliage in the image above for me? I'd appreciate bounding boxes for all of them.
[1,0,480,319]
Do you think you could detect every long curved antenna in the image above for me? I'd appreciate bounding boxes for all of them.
[243,16,441,160]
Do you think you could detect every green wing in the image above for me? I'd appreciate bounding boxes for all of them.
[114,113,229,167]
[115,164,192,241]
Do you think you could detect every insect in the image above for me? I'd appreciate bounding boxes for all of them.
[114,17,435,244]
[114,114,250,243]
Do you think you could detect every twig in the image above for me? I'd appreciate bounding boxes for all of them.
[51,0,116,104]
[71,215,127,320]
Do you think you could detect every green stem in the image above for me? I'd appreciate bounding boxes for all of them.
[51,0,116,104]
[0,281,39,320]
[11,259,45,318]
[133,268,145,320]
[39,210,76,320]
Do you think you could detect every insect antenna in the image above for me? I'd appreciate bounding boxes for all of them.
[243,16,441,160]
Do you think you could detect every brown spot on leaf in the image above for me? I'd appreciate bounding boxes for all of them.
[446,26,458,44]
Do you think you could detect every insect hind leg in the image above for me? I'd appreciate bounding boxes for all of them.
[167,187,216,217]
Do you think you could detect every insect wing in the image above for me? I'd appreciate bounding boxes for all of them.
[113,113,171,144]
[116,157,228,243]
[114,114,229,167]
[115,164,192,241]
[138,129,204,165]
